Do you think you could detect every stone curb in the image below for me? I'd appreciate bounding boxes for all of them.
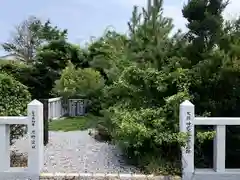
[40,173,181,180]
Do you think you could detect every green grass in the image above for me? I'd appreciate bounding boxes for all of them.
[49,114,99,132]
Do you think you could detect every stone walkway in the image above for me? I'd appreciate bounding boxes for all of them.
[12,130,140,173]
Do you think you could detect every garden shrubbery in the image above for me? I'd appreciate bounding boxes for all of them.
[88,0,240,175]
[0,72,31,144]
[53,62,105,99]
[53,62,105,114]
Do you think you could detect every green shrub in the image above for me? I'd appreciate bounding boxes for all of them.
[0,60,39,98]
[0,73,31,144]
[101,66,215,174]
[53,62,105,99]
[0,61,32,81]
[53,62,105,114]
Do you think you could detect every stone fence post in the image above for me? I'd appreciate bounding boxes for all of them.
[179,100,195,180]
[27,99,44,174]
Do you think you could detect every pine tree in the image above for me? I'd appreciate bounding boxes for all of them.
[220,17,240,58]
[127,0,174,70]
[182,0,229,65]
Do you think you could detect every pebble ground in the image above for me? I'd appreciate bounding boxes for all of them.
[11,130,140,173]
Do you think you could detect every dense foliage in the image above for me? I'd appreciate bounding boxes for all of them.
[53,62,104,99]
[2,0,240,175]
[0,61,39,97]
[0,73,31,144]
[0,73,31,115]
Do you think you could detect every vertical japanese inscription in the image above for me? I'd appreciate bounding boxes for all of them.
[31,111,36,149]
[186,111,192,154]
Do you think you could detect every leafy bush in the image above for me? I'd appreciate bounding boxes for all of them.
[0,61,31,84]
[33,40,90,99]
[100,65,216,174]
[96,0,231,174]
[53,62,105,114]
[0,61,39,99]
[100,66,189,173]
[54,62,105,99]
[0,73,31,144]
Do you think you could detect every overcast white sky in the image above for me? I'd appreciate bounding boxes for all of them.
[0,0,239,55]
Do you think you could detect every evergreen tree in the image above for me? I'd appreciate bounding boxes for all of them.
[127,0,174,70]
[182,0,229,65]
[220,17,240,58]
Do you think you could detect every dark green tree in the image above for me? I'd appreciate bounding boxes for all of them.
[182,0,229,65]
[220,17,240,57]
[127,0,175,70]
[182,0,240,169]
[33,39,88,98]
[87,30,129,84]
[99,0,198,174]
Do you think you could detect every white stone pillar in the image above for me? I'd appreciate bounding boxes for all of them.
[27,100,43,174]
[0,124,10,171]
[213,125,226,172]
[180,100,195,180]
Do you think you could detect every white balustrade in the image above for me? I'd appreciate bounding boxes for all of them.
[47,97,66,120]
[0,100,43,180]
[2,99,240,180]
[180,100,240,180]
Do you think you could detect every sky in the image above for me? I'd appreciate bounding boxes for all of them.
[0,0,239,56]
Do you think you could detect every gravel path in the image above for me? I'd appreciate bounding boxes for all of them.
[11,130,140,174]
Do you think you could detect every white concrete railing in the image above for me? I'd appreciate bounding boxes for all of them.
[48,97,67,120]
[0,100,43,180]
[180,100,240,180]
